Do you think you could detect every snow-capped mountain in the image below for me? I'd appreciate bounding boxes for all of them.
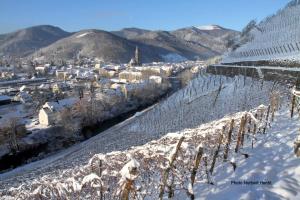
[0,24,239,63]
[195,25,222,30]
[113,26,239,61]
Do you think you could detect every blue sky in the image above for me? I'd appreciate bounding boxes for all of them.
[0,0,290,34]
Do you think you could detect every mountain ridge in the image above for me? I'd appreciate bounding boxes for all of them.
[0,25,72,57]
[0,25,239,63]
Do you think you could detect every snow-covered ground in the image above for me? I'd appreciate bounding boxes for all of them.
[0,73,296,199]
[1,104,299,199]
[193,108,300,200]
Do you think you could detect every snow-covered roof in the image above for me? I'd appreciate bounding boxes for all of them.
[36,66,46,70]
[110,78,127,84]
[39,84,50,89]
[110,83,122,90]
[19,85,27,91]
[104,65,126,71]
[42,98,78,112]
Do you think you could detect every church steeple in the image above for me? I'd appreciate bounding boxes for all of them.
[129,46,142,67]
[134,46,140,65]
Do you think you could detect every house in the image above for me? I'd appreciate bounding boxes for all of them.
[138,66,172,77]
[121,82,148,99]
[38,83,51,90]
[161,66,173,76]
[139,67,162,77]
[119,71,142,82]
[52,83,70,93]
[19,85,31,92]
[149,76,163,85]
[39,98,78,126]
[14,92,32,104]
[104,65,126,72]
[35,65,49,75]
[110,83,125,90]
[94,61,104,69]
[99,68,116,78]
[0,95,11,105]
[56,70,68,80]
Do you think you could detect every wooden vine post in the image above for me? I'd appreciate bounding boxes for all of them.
[253,113,258,135]
[99,160,103,200]
[224,119,234,161]
[209,128,224,175]
[291,93,296,118]
[252,113,258,149]
[189,144,204,200]
[263,105,271,134]
[203,156,211,184]
[294,131,300,157]
[235,116,246,153]
[240,114,247,147]
[159,136,185,200]
[270,90,280,122]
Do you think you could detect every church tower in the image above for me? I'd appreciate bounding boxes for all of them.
[134,46,141,66]
[128,46,142,67]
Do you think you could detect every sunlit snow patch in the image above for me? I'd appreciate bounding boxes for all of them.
[76,32,92,38]
[196,25,221,30]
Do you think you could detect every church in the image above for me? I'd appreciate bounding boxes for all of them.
[128,46,141,67]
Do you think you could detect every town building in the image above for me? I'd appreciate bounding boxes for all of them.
[14,92,33,104]
[119,71,142,82]
[39,98,78,126]
[128,46,141,67]
[52,82,70,94]
[56,70,68,81]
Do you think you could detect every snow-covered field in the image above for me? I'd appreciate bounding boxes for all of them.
[0,73,298,199]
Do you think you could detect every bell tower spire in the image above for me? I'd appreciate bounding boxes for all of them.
[135,46,140,65]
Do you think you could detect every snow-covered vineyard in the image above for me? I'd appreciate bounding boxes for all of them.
[223,0,300,64]
[0,72,299,199]
[1,100,300,199]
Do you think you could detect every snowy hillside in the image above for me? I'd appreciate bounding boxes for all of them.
[223,1,300,64]
[0,72,298,199]
[1,103,299,199]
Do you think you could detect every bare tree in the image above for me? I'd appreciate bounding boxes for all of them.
[4,118,26,153]
[60,107,79,134]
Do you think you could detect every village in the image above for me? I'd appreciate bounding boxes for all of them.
[2,0,300,199]
[0,47,204,170]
